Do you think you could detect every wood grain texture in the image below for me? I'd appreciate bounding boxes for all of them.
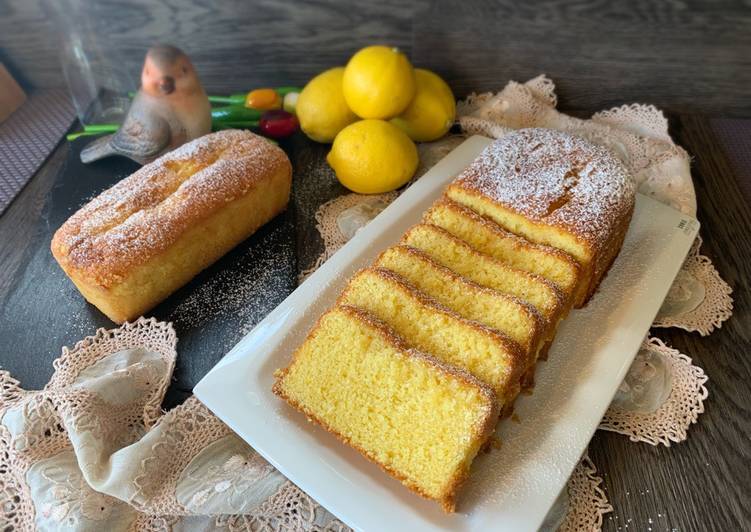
[0,0,61,89]
[3,0,751,116]
[589,116,751,531]
[413,0,751,116]
[0,0,424,93]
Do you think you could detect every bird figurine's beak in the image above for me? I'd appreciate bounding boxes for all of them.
[158,76,175,94]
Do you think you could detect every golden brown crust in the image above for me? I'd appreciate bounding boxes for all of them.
[448,128,635,304]
[51,130,291,287]
[375,244,545,354]
[338,267,528,403]
[401,223,568,333]
[273,305,499,512]
[583,199,634,302]
[428,196,582,295]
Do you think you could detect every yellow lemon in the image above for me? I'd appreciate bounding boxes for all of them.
[390,69,456,142]
[297,67,358,143]
[342,45,416,119]
[327,120,418,194]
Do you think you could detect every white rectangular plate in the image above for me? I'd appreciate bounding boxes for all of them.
[195,136,699,532]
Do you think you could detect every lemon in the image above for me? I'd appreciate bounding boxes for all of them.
[342,45,416,119]
[327,120,418,194]
[297,67,358,143]
[390,69,456,142]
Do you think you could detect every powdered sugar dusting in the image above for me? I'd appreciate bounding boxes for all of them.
[169,219,295,351]
[452,128,636,254]
[52,130,290,286]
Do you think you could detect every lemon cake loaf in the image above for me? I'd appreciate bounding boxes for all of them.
[425,198,583,305]
[51,130,292,323]
[273,305,499,512]
[401,224,565,335]
[338,268,526,404]
[446,128,635,303]
[374,245,543,357]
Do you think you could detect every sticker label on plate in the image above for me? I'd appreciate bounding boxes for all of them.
[677,218,698,235]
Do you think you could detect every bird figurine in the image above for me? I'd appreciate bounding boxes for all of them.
[80,44,211,165]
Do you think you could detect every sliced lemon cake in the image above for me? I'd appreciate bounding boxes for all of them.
[425,197,583,305]
[338,268,526,404]
[401,223,565,336]
[273,305,499,512]
[446,128,635,303]
[374,245,543,358]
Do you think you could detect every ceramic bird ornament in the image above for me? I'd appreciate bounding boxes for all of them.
[81,44,211,164]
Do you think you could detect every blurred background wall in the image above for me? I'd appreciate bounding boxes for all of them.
[1,0,749,116]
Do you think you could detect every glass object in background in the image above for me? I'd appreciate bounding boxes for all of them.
[45,0,136,126]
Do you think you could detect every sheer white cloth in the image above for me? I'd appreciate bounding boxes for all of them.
[0,319,345,531]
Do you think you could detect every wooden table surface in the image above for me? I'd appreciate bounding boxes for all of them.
[1,114,749,531]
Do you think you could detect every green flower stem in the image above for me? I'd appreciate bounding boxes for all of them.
[213,120,260,130]
[83,124,119,132]
[275,86,302,96]
[211,106,263,122]
[208,93,245,104]
[66,131,99,141]
[66,124,119,141]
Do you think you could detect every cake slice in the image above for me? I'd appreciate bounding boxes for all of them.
[338,268,525,405]
[446,128,635,304]
[273,305,499,512]
[401,223,565,336]
[425,197,583,305]
[374,245,543,358]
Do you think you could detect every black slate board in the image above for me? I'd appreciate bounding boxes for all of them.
[0,136,315,408]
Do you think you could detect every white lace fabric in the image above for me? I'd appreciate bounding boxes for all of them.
[0,318,343,531]
[457,75,697,216]
[653,236,734,335]
[560,455,613,531]
[599,337,709,446]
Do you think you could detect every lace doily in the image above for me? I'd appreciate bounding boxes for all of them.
[653,236,733,335]
[455,75,732,337]
[600,337,708,446]
[299,192,398,282]
[560,454,613,531]
[539,452,612,531]
[0,318,342,532]
[457,75,696,216]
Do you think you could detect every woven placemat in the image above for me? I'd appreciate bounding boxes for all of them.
[0,89,76,214]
